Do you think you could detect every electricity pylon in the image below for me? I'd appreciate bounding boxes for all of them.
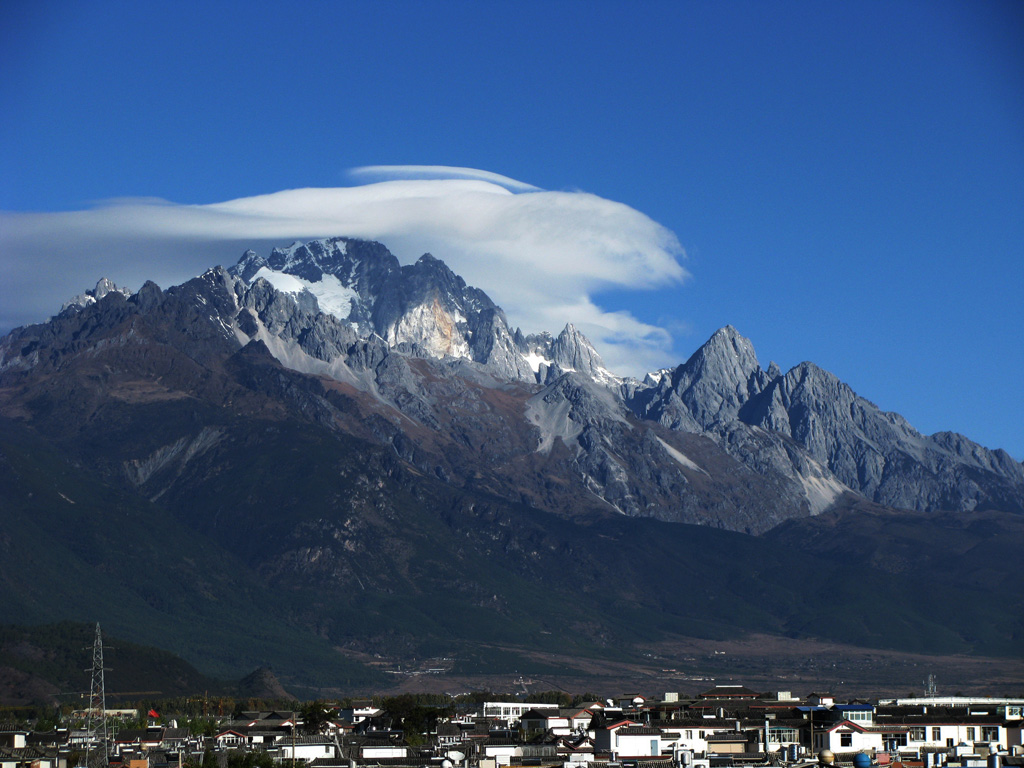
[83,623,110,767]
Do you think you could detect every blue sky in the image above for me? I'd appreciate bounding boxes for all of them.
[1,0,1022,459]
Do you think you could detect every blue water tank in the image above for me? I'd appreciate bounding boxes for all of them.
[852,753,871,768]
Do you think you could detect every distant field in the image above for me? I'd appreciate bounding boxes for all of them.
[304,633,1024,700]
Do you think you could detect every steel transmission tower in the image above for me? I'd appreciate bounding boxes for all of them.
[83,623,110,767]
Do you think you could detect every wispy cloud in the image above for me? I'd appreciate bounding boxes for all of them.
[347,165,542,193]
[0,167,687,375]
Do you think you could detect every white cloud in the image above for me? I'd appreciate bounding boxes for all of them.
[0,168,688,376]
[347,165,541,193]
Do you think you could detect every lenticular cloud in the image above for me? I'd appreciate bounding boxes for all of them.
[0,167,687,374]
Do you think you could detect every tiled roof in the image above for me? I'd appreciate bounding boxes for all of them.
[618,727,662,736]
[698,686,761,699]
[0,747,58,759]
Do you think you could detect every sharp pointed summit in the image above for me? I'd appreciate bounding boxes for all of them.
[661,325,769,428]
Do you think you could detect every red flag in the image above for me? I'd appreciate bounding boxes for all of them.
[148,709,160,718]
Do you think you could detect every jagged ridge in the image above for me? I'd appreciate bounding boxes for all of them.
[2,238,1023,682]
[3,237,1022,535]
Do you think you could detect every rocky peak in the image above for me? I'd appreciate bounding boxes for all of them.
[262,237,401,291]
[740,360,858,445]
[233,249,267,282]
[227,238,545,379]
[400,253,470,306]
[667,325,768,427]
[60,277,133,315]
[550,323,610,381]
[686,325,761,378]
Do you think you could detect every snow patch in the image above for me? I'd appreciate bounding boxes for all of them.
[253,266,306,294]
[523,350,552,373]
[252,266,358,320]
[645,369,671,385]
[655,436,708,476]
[592,364,622,387]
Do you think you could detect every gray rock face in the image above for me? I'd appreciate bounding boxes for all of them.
[738,359,1024,513]
[60,277,133,315]
[6,236,1020,541]
[549,323,610,380]
[664,325,768,428]
[468,308,537,382]
[631,325,1024,515]
[228,237,564,383]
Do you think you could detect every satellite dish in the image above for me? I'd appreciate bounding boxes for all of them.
[447,751,466,765]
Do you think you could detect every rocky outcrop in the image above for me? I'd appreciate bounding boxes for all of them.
[740,359,1024,512]
[4,237,1021,540]
[630,325,1024,515]
[227,238,624,388]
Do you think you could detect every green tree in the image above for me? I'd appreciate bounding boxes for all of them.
[227,751,274,768]
[300,701,333,735]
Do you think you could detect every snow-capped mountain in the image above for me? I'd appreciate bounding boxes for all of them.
[229,236,615,385]
[2,235,1023,687]
[228,239,1024,519]
[5,237,1021,529]
[60,276,133,314]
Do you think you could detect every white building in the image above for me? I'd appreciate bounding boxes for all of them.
[904,722,1007,751]
[277,737,336,762]
[520,709,571,736]
[594,721,666,759]
[814,721,885,754]
[482,702,558,725]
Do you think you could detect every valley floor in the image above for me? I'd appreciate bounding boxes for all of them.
[345,636,1024,700]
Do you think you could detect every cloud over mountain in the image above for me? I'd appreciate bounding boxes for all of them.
[0,167,686,375]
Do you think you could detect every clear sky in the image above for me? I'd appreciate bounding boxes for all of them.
[1,0,1022,459]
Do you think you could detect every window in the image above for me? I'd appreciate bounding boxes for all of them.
[909,728,925,741]
[981,727,999,741]
[946,739,954,747]
[841,733,853,747]
[966,727,976,741]
[932,728,942,741]
[685,730,692,739]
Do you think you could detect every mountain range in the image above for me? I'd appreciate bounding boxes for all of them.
[1,237,1021,693]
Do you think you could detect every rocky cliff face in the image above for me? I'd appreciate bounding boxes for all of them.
[630,324,1024,516]
[740,360,1024,512]
[4,237,1022,537]
[3,236,1024,682]
[228,237,618,386]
